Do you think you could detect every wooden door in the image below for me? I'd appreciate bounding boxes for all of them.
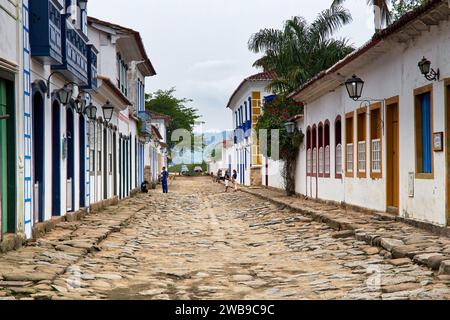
[0,80,6,235]
[386,101,399,211]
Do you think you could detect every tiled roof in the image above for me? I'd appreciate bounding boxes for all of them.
[149,111,172,123]
[288,0,446,101]
[88,16,156,76]
[226,71,277,109]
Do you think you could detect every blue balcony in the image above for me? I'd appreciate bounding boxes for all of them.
[140,121,152,136]
[137,111,150,122]
[29,0,63,65]
[52,17,88,85]
[81,45,98,91]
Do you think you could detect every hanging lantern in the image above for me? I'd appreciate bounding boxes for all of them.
[345,74,364,101]
[102,100,114,124]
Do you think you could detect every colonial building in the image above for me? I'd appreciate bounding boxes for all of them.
[0,0,158,243]
[87,16,156,202]
[226,71,275,186]
[290,0,450,227]
[0,0,27,239]
[149,111,170,178]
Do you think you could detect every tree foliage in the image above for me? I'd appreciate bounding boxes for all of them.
[391,0,427,21]
[248,6,354,93]
[331,0,392,26]
[255,96,304,195]
[145,88,200,151]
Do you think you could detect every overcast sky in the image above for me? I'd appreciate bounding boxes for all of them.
[89,0,375,131]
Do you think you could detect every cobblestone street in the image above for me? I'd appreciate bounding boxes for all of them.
[1,177,450,300]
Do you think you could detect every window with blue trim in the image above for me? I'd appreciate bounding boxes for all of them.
[244,102,248,122]
[415,90,433,175]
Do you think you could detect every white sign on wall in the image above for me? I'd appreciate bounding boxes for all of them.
[408,172,415,198]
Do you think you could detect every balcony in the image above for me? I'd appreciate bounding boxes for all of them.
[29,0,63,65]
[52,17,88,85]
[81,45,98,91]
[140,120,152,137]
[137,111,150,122]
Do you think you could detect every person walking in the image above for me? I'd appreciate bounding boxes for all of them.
[232,169,238,192]
[161,167,169,194]
[224,170,231,193]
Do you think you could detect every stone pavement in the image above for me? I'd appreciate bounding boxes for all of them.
[239,185,450,276]
[0,177,449,300]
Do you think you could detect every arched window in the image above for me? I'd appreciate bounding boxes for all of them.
[312,125,317,176]
[306,127,312,176]
[324,120,330,177]
[318,123,324,177]
[335,116,342,178]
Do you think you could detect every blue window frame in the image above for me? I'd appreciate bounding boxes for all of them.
[415,89,433,176]
[244,102,248,122]
[421,93,432,173]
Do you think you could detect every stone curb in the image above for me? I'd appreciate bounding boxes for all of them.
[1,202,146,299]
[239,187,450,275]
[0,196,127,255]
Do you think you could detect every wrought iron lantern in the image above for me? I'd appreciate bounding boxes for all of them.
[78,0,88,10]
[102,100,114,124]
[418,57,439,82]
[284,121,296,134]
[56,84,73,105]
[345,74,365,101]
[84,103,97,121]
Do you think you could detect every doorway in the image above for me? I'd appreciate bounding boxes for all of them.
[32,91,45,222]
[1,78,16,235]
[113,132,117,196]
[66,107,75,212]
[386,98,399,212]
[52,100,61,216]
[103,127,108,200]
[79,115,86,208]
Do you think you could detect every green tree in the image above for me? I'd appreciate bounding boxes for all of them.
[331,0,392,29]
[255,95,304,196]
[145,88,200,153]
[391,0,427,21]
[248,6,354,93]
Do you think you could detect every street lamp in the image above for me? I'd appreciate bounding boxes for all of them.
[84,103,97,121]
[78,0,88,10]
[102,100,114,124]
[418,56,439,82]
[345,74,365,101]
[284,121,296,134]
[56,84,73,105]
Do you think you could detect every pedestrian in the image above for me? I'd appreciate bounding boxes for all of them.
[217,169,223,183]
[161,167,169,194]
[232,169,238,192]
[224,170,231,192]
[141,181,149,194]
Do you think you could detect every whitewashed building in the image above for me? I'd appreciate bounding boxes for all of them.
[290,0,450,227]
[226,71,276,186]
[87,17,156,202]
[1,0,157,242]
[0,0,28,238]
[149,111,170,179]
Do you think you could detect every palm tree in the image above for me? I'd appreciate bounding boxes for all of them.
[248,6,354,93]
[331,0,391,31]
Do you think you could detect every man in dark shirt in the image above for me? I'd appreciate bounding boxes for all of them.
[161,167,169,194]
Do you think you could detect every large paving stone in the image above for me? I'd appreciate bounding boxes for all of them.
[380,238,404,252]
[438,260,450,275]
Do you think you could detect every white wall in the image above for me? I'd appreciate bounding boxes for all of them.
[296,20,450,226]
[229,80,273,186]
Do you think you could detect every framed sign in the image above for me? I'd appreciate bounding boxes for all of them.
[433,132,444,152]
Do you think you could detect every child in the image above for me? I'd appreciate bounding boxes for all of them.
[141,181,149,193]
[224,170,231,192]
[232,170,238,192]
